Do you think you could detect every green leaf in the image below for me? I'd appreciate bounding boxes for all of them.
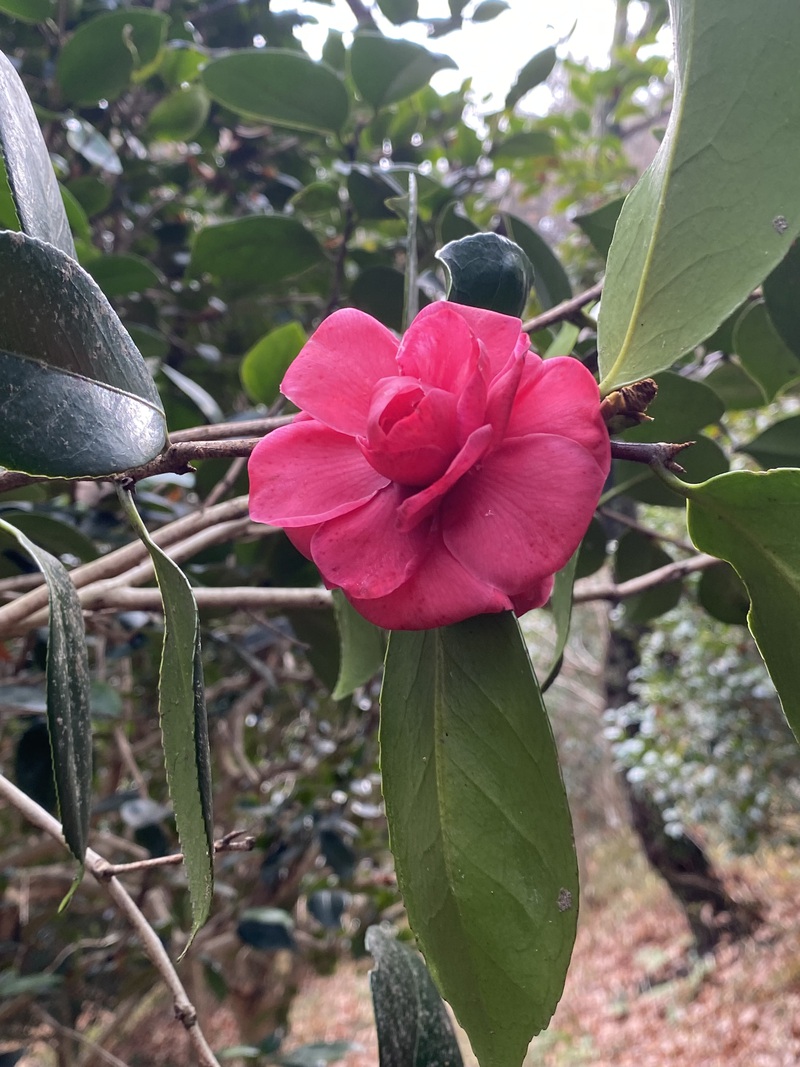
[331,590,385,700]
[64,118,122,174]
[575,517,607,579]
[472,0,509,21]
[202,50,349,134]
[763,238,800,359]
[0,0,51,22]
[541,548,580,692]
[85,254,164,299]
[502,213,572,311]
[59,185,91,242]
[505,47,557,110]
[348,164,405,221]
[350,34,457,110]
[366,926,464,1067]
[436,232,533,318]
[381,613,578,1067]
[375,0,419,24]
[0,51,74,256]
[240,322,306,406]
[351,266,407,332]
[66,175,111,218]
[704,359,765,412]
[0,511,98,563]
[686,469,800,738]
[189,216,326,294]
[597,0,800,393]
[738,415,800,469]
[436,201,478,246]
[57,10,169,105]
[0,232,167,478]
[147,86,210,142]
[573,196,625,260]
[732,301,800,402]
[614,530,682,625]
[118,490,213,943]
[489,130,556,166]
[622,371,724,443]
[697,563,750,626]
[160,365,224,425]
[0,517,91,864]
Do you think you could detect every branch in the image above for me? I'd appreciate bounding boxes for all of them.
[0,773,222,1067]
[95,831,255,879]
[523,280,603,333]
[75,585,333,615]
[573,552,719,603]
[610,438,695,473]
[342,0,378,28]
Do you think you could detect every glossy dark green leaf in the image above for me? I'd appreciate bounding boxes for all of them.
[376,0,418,24]
[147,85,210,141]
[241,321,307,405]
[614,530,682,624]
[704,359,766,412]
[381,613,578,1067]
[0,50,74,256]
[598,0,800,393]
[57,10,169,105]
[575,516,607,579]
[697,563,750,626]
[351,266,407,331]
[288,607,341,693]
[686,469,800,738]
[573,196,625,259]
[436,232,533,317]
[502,213,572,310]
[763,238,800,359]
[348,164,405,220]
[202,50,349,134]
[367,926,463,1067]
[85,254,164,298]
[0,0,51,22]
[505,47,557,110]
[331,590,385,700]
[0,517,91,864]
[189,216,326,294]
[0,511,98,563]
[350,34,457,110]
[541,548,580,693]
[472,0,509,21]
[0,231,167,477]
[237,907,295,951]
[119,491,213,944]
[66,175,112,218]
[732,301,800,402]
[64,118,122,174]
[738,415,800,469]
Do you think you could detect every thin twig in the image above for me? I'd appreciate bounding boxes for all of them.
[573,553,719,603]
[0,773,222,1067]
[204,455,247,507]
[34,1005,132,1067]
[71,585,333,615]
[610,438,695,473]
[523,279,604,333]
[95,831,255,879]
[598,507,695,553]
[169,415,292,443]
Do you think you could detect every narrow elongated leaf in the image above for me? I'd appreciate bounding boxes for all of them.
[381,613,578,1067]
[0,0,52,22]
[367,926,463,1067]
[732,302,800,402]
[190,216,326,294]
[64,118,122,175]
[506,47,556,110]
[573,197,625,260]
[598,0,800,393]
[350,34,457,110]
[472,1,509,22]
[202,50,349,135]
[331,590,385,700]
[541,549,580,692]
[119,490,213,942]
[57,10,169,104]
[86,254,164,298]
[738,415,800,469]
[0,232,167,477]
[686,469,800,737]
[0,517,91,864]
[763,238,800,358]
[0,51,74,256]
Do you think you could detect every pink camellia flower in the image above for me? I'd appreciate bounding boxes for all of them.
[248,302,610,630]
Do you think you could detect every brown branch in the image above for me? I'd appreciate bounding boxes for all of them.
[523,279,604,333]
[170,415,293,443]
[0,773,222,1067]
[610,438,695,473]
[598,506,696,553]
[94,831,255,879]
[573,553,719,604]
[78,585,333,615]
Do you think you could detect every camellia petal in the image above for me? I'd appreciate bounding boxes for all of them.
[397,303,483,395]
[282,308,399,436]
[248,420,388,526]
[510,575,555,616]
[446,303,531,378]
[442,434,608,592]
[348,534,513,630]
[311,483,430,599]
[505,356,611,475]
[397,423,493,532]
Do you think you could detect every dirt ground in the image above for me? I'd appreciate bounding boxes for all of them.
[14,832,800,1067]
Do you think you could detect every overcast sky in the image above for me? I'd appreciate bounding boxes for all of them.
[271,0,658,111]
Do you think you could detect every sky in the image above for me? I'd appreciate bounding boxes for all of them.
[271,0,655,112]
